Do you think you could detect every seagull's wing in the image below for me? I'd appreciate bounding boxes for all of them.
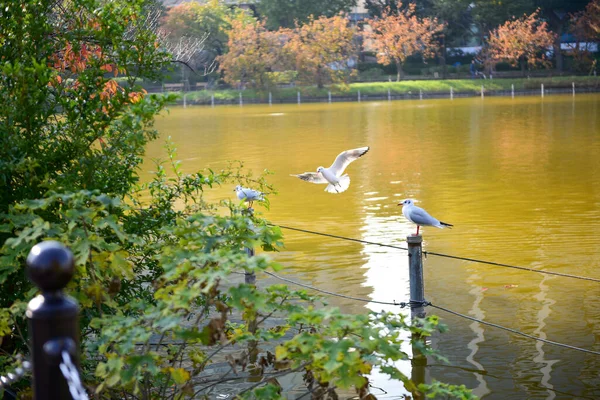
[291,172,328,184]
[328,147,369,176]
[241,188,262,200]
[408,206,440,227]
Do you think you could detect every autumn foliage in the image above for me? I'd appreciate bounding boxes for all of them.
[219,14,356,90]
[485,11,555,73]
[217,18,289,89]
[285,14,357,88]
[365,3,444,81]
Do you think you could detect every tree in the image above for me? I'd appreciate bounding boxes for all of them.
[217,18,290,89]
[285,14,358,88]
[257,0,358,30]
[470,0,534,43]
[364,0,403,17]
[533,0,589,71]
[160,0,250,74]
[365,3,445,81]
[0,0,169,365]
[485,10,555,75]
[570,0,600,40]
[427,0,473,78]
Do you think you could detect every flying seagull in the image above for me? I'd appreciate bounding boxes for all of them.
[399,199,452,235]
[234,185,263,207]
[291,146,370,194]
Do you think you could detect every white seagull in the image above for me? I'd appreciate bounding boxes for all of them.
[399,199,453,235]
[291,146,370,194]
[234,185,263,207]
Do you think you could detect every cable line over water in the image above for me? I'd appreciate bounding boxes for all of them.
[263,270,408,307]
[273,223,600,283]
[428,303,600,356]
[263,270,600,357]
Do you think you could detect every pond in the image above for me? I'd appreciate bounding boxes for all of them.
[148,94,600,399]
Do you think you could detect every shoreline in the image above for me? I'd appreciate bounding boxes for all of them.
[164,82,600,107]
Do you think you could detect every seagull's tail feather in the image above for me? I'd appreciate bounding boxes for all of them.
[324,175,350,194]
[440,221,453,228]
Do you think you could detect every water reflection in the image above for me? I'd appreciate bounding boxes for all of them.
[532,274,558,400]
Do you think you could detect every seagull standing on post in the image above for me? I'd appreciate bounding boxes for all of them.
[399,199,452,235]
[234,185,263,208]
[291,147,370,194]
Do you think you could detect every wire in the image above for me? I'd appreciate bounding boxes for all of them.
[271,224,409,251]
[273,224,600,283]
[263,270,407,307]
[262,269,600,357]
[428,303,600,356]
[423,251,600,283]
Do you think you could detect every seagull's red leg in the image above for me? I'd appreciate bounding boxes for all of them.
[416,226,420,235]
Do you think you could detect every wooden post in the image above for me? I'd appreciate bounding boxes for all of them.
[269,91,272,106]
[407,235,426,319]
[419,89,422,100]
[239,92,243,107]
[572,82,575,97]
[388,88,391,102]
[450,87,454,100]
[297,91,301,105]
[358,90,361,103]
[511,84,514,99]
[183,93,187,108]
[328,91,332,104]
[211,93,215,108]
[481,85,484,99]
[27,241,81,400]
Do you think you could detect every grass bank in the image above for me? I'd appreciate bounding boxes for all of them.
[174,76,600,105]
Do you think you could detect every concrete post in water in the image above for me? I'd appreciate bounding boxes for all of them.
[27,241,81,400]
[239,92,243,107]
[541,84,544,98]
[572,82,575,97]
[297,91,301,105]
[450,87,454,100]
[211,93,215,108]
[328,91,332,104]
[243,209,258,362]
[511,84,514,99]
[358,90,361,103]
[388,88,391,102]
[406,235,427,390]
[407,235,426,320]
[269,91,272,106]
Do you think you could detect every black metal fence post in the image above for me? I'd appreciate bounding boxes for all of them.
[26,241,80,400]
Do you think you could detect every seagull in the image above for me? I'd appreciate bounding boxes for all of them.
[234,185,263,208]
[399,199,452,235]
[291,147,369,194]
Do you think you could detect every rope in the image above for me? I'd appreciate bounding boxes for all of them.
[428,303,600,356]
[263,270,407,307]
[273,224,600,283]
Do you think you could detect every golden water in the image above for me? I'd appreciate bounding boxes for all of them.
[148,95,600,399]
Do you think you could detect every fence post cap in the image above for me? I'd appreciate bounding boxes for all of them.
[26,241,74,292]
[406,235,423,244]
